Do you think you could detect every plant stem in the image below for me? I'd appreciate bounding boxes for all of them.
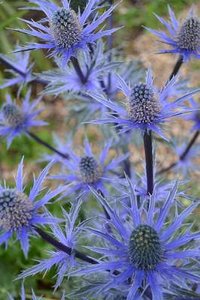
[167,55,183,82]
[71,57,86,84]
[27,131,70,160]
[157,131,199,175]
[107,0,113,94]
[143,130,154,195]
[35,226,98,264]
[36,226,120,275]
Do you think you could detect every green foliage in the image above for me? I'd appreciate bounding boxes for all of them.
[117,0,199,29]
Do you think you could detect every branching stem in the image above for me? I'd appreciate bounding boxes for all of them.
[27,131,70,160]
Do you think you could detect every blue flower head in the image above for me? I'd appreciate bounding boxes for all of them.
[0,51,33,91]
[90,70,200,139]
[51,138,128,198]
[0,90,46,147]
[71,182,200,299]
[16,0,118,62]
[0,158,64,257]
[18,200,83,290]
[40,41,120,94]
[147,6,200,61]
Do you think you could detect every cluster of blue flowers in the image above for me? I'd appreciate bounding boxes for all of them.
[0,1,200,299]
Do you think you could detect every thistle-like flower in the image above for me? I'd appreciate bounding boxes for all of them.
[51,139,127,197]
[16,0,118,62]
[147,6,200,61]
[90,69,200,139]
[17,200,83,290]
[0,90,46,147]
[0,159,64,257]
[70,182,200,299]
[0,51,33,90]
[40,41,120,94]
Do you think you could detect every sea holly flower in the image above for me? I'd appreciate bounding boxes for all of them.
[16,0,118,62]
[0,158,64,257]
[70,182,200,299]
[51,139,128,198]
[0,51,33,90]
[89,69,200,139]
[0,90,46,147]
[17,200,83,290]
[39,41,120,94]
[146,6,200,61]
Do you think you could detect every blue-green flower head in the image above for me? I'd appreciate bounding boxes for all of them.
[50,138,128,198]
[176,16,200,53]
[16,0,118,63]
[0,189,33,232]
[0,91,46,147]
[146,6,200,61]
[90,69,200,140]
[50,8,82,49]
[71,182,200,299]
[128,224,164,271]
[79,156,102,184]
[127,83,160,125]
[0,158,64,257]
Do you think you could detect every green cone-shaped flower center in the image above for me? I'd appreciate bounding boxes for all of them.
[128,225,163,270]
[51,8,82,49]
[127,83,160,124]
[79,156,102,184]
[177,17,200,51]
[2,104,24,127]
[0,189,33,231]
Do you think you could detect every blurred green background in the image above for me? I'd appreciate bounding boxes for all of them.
[0,0,199,299]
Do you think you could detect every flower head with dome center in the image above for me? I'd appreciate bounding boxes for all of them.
[50,139,128,197]
[146,6,200,61]
[90,69,200,139]
[69,182,200,299]
[16,0,118,63]
[17,200,83,290]
[0,90,46,147]
[0,159,64,257]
